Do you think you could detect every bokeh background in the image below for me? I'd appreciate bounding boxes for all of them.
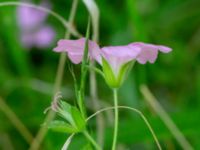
[0,0,200,149]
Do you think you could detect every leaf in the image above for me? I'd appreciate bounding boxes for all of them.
[71,106,86,132]
[48,120,78,133]
[56,101,86,132]
[58,101,75,126]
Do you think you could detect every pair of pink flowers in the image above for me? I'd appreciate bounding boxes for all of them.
[54,38,172,87]
[17,1,55,48]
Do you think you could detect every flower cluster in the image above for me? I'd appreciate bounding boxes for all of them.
[54,38,172,88]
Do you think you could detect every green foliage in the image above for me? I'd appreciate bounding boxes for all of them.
[71,106,86,131]
[48,120,78,133]
[49,101,86,134]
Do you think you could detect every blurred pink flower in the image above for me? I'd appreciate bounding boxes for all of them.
[17,1,55,49]
[53,38,101,64]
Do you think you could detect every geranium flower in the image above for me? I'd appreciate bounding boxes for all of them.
[53,38,172,88]
[17,1,55,48]
[100,45,141,87]
[100,42,172,88]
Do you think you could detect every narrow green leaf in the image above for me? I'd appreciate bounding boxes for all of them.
[58,101,75,126]
[71,106,86,131]
[48,120,78,133]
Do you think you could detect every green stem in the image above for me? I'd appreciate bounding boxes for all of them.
[83,131,102,150]
[112,89,118,150]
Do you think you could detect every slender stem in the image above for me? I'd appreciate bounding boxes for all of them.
[0,1,81,38]
[140,85,193,150]
[29,1,79,150]
[112,89,118,150]
[86,106,162,150]
[86,65,105,78]
[83,131,102,150]
[83,0,105,146]
[0,97,33,144]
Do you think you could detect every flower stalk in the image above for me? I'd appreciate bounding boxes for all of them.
[112,88,118,150]
[83,130,102,150]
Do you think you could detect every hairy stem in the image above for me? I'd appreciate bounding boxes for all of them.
[140,84,193,150]
[29,0,79,150]
[112,89,118,150]
[83,131,102,150]
[0,96,33,144]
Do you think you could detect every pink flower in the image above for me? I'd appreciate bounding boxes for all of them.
[53,38,101,64]
[99,42,171,88]
[100,45,141,87]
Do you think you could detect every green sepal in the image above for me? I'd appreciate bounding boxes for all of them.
[48,120,78,133]
[102,57,134,88]
[102,57,118,88]
[117,61,135,86]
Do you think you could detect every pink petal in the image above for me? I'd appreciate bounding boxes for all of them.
[158,45,172,53]
[68,53,83,64]
[88,40,102,64]
[53,38,101,64]
[130,42,172,64]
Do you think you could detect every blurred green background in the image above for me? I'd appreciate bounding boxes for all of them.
[0,0,200,149]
